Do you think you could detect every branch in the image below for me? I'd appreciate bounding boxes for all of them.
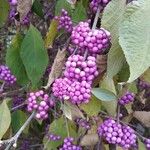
[2,111,35,150]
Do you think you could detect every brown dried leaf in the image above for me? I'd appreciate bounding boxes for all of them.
[133,111,150,127]
[44,49,67,89]
[80,133,99,146]
[17,0,32,21]
[62,101,85,120]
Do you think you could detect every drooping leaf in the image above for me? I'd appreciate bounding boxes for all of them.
[43,117,77,150]
[101,0,126,78]
[32,0,44,18]
[72,0,87,23]
[6,33,29,85]
[0,0,9,28]
[20,24,48,87]
[11,110,28,133]
[119,1,150,82]
[100,77,117,116]
[55,0,72,16]
[138,138,146,150]
[17,0,32,21]
[92,88,117,101]
[80,95,101,116]
[0,100,11,139]
[62,101,85,120]
[44,48,67,89]
[133,111,150,127]
[45,19,58,48]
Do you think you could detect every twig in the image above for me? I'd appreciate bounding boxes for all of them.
[0,82,5,92]
[11,103,26,112]
[2,111,35,150]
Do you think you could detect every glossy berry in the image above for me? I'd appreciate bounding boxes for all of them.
[64,55,99,84]
[0,65,16,84]
[145,138,150,150]
[46,133,61,141]
[90,0,111,13]
[119,91,135,105]
[98,118,136,149]
[27,90,55,120]
[55,9,73,33]
[9,0,17,6]
[59,137,82,150]
[71,22,111,54]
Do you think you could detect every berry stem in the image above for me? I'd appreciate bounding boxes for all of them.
[0,82,5,93]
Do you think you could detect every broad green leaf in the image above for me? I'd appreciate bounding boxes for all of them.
[0,100,11,139]
[11,110,28,133]
[0,0,9,27]
[43,117,77,150]
[100,77,117,116]
[72,0,87,23]
[82,0,89,8]
[80,95,101,116]
[127,82,137,93]
[92,88,117,101]
[119,1,150,82]
[142,69,150,83]
[6,33,29,85]
[32,0,44,18]
[20,24,48,87]
[101,0,126,78]
[138,138,146,150]
[45,19,58,48]
[55,0,72,16]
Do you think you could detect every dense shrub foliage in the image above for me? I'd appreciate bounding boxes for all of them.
[0,0,150,149]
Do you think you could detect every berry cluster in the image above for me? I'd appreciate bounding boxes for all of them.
[52,78,91,104]
[27,90,55,120]
[0,65,16,84]
[59,137,82,150]
[64,55,99,84]
[138,80,150,90]
[46,133,61,141]
[75,118,91,130]
[71,22,111,54]
[145,138,150,150]
[98,118,137,149]
[90,0,111,13]
[12,96,25,109]
[118,91,135,105]
[55,9,73,33]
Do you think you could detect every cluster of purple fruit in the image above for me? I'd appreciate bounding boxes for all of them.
[64,55,99,84]
[59,137,82,150]
[90,0,111,12]
[144,138,150,150]
[138,80,150,90]
[46,132,61,141]
[55,9,73,33]
[52,77,91,104]
[98,118,137,149]
[0,65,16,84]
[27,90,55,120]
[75,118,91,130]
[118,91,135,105]
[71,22,111,54]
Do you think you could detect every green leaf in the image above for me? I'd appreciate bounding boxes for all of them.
[0,100,11,139]
[43,117,77,150]
[0,0,9,28]
[55,0,72,16]
[11,110,28,133]
[72,0,87,23]
[100,77,117,116]
[20,24,48,87]
[119,1,150,82]
[138,138,146,150]
[92,88,117,101]
[80,95,101,116]
[32,0,44,18]
[101,0,126,78]
[45,19,58,48]
[141,69,150,83]
[6,33,29,85]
